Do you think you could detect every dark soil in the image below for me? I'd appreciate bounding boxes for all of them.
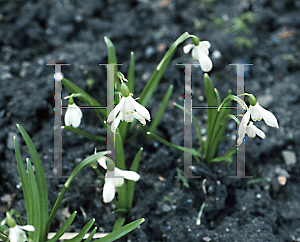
[1,0,300,241]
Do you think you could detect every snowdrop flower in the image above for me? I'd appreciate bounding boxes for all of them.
[64,96,82,128]
[107,83,151,134]
[183,37,213,72]
[237,121,266,146]
[4,212,35,242]
[242,95,279,129]
[98,156,140,203]
[9,225,35,242]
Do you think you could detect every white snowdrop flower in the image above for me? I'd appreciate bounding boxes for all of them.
[237,121,266,146]
[64,103,83,128]
[183,41,213,72]
[97,157,140,203]
[242,102,279,129]
[8,225,35,242]
[107,83,150,134]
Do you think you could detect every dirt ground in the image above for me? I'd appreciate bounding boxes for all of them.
[1,0,300,241]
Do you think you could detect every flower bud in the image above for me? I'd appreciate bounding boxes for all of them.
[192,36,200,46]
[248,94,257,106]
[120,83,130,97]
[68,96,74,105]
[6,213,16,228]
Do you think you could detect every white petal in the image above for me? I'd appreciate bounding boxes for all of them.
[9,226,26,242]
[64,104,82,128]
[183,44,194,54]
[107,97,125,123]
[200,41,211,49]
[110,111,123,133]
[103,177,116,203]
[97,156,107,169]
[250,123,266,139]
[255,103,279,128]
[131,112,146,125]
[128,96,151,121]
[245,125,257,138]
[106,170,124,187]
[250,104,262,121]
[115,168,140,181]
[199,53,213,72]
[237,117,246,146]
[191,47,200,61]
[19,225,35,232]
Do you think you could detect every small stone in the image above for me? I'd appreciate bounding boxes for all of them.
[162,204,172,212]
[277,175,287,186]
[282,150,297,166]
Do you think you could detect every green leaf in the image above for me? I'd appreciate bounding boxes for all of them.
[16,124,48,240]
[148,85,173,134]
[62,126,106,142]
[203,73,218,160]
[65,219,95,242]
[94,218,144,242]
[14,137,32,227]
[84,227,97,242]
[210,147,237,163]
[112,217,126,232]
[147,132,203,159]
[26,159,40,242]
[47,211,77,242]
[104,36,119,91]
[127,148,143,210]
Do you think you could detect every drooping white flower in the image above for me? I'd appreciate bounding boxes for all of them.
[97,157,140,203]
[183,41,213,72]
[8,225,35,242]
[64,103,83,128]
[107,94,151,134]
[242,102,279,129]
[237,121,266,146]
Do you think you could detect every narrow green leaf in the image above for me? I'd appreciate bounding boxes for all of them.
[127,148,143,210]
[148,85,173,134]
[65,219,95,242]
[16,124,48,240]
[47,211,77,242]
[147,132,203,159]
[26,159,40,242]
[214,88,221,106]
[210,147,237,163]
[203,73,217,159]
[94,218,144,242]
[84,227,97,242]
[112,217,126,232]
[62,126,106,142]
[14,137,32,227]
[104,36,119,91]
